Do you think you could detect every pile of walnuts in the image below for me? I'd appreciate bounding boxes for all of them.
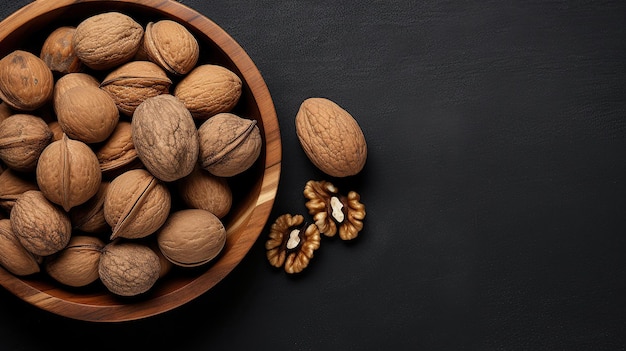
[0,12,261,296]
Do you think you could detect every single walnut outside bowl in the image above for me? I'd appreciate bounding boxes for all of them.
[0,0,281,322]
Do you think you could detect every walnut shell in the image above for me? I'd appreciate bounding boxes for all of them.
[295,98,367,177]
[0,168,39,212]
[176,166,232,218]
[98,240,160,296]
[100,60,172,116]
[198,113,262,177]
[0,101,13,122]
[53,72,99,109]
[0,114,53,172]
[0,50,54,111]
[10,190,72,256]
[157,209,226,267]
[103,168,171,240]
[69,181,110,234]
[132,94,199,182]
[142,20,199,75]
[36,134,102,211]
[47,121,64,142]
[44,235,104,287]
[40,26,83,74]
[174,64,242,119]
[55,85,119,143]
[73,12,144,70]
[94,121,138,175]
[0,218,41,276]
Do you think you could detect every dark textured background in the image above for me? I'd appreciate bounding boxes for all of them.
[1,1,626,350]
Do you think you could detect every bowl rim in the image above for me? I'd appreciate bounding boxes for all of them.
[0,0,282,322]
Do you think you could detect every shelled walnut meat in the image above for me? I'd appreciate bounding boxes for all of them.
[304,180,366,240]
[266,213,321,274]
[0,10,262,297]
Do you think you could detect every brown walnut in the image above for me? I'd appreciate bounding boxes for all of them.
[73,12,144,70]
[36,134,102,211]
[197,113,262,177]
[69,181,110,234]
[44,235,105,287]
[174,64,242,119]
[0,169,39,212]
[157,209,226,268]
[52,72,99,110]
[0,218,41,276]
[142,20,200,75]
[295,98,367,177]
[94,121,139,176]
[132,94,199,182]
[47,121,64,142]
[0,50,54,111]
[100,60,172,116]
[55,85,119,144]
[0,101,13,122]
[103,168,171,240]
[0,114,53,172]
[10,190,72,256]
[265,213,321,274]
[98,240,161,297]
[303,180,366,240]
[176,166,232,218]
[40,26,83,74]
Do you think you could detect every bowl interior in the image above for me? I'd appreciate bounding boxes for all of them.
[0,0,281,321]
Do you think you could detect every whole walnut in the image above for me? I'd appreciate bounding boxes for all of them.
[132,94,199,182]
[94,121,139,176]
[100,60,172,116]
[73,12,144,70]
[295,98,367,177]
[0,101,12,122]
[174,64,242,119]
[55,85,119,144]
[177,166,232,218]
[103,168,171,240]
[44,235,104,287]
[157,209,226,267]
[10,190,72,257]
[40,26,83,74]
[141,20,199,75]
[0,50,54,111]
[98,240,161,296]
[0,218,41,276]
[0,114,53,172]
[197,113,262,177]
[46,121,64,142]
[69,181,110,234]
[36,134,102,211]
[0,168,39,212]
[52,72,99,110]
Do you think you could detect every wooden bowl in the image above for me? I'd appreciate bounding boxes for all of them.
[0,0,281,321]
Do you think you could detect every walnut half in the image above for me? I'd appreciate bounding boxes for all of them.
[303,180,366,240]
[265,213,321,274]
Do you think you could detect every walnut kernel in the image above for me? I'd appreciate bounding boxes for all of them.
[303,180,366,240]
[266,213,321,274]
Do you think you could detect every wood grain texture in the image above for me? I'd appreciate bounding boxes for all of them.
[0,0,281,322]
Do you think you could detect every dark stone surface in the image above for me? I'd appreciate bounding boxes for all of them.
[1,1,626,350]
